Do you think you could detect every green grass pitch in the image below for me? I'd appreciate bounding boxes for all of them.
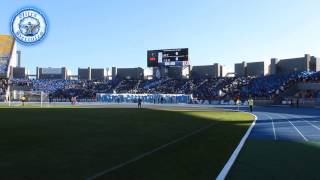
[0,106,254,180]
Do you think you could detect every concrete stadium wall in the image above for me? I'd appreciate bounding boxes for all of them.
[191,65,215,78]
[37,67,67,80]
[310,56,320,72]
[117,67,144,80]
[246,61,265,77]
[191,63,221,79]
[277,55,309,74]
[234,62,246,77]
[12,67,26,79]
[91,68,105,80]
[78,68,91,80]
[269,58,278,75]
[168,66,182,79]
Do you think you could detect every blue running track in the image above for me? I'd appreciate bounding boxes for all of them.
[223,106,320,180]
[249,107,320,141]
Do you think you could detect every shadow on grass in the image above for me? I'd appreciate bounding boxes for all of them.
[227,140,320,180]
[227,107,320,180]
[0,108,253,180]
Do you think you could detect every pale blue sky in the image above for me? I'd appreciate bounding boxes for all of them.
[1,0,320,74]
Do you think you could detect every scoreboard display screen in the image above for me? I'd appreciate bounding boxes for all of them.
[162,48,188,62]
[147,48,189,67]
[147,50,159,67]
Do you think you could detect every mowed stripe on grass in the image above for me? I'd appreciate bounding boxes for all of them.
[0,108,253,180]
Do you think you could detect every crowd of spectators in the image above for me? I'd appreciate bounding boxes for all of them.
[7,71,320,102]
[193,78,221,99]
[10,79,120,100]
[145,79,188,94]
[115,80,140,94]
[243,71,320,99]
[10,79,74,93]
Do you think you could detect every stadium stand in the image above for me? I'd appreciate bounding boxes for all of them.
[8,70,320,105]
[8,72,320,103]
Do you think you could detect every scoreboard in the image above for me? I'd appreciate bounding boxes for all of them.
[147,48,189,67]
[147,50,159,67]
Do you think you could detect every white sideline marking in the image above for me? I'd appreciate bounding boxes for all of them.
[305,121,320,131]
[287,113,320,131]
[86,122,218,180]
[216,113,257,180]
[288,120,308,141]
[264,113,277,140]
[281,114,309,142]
[288,114,320,140]
[305,134,320,137]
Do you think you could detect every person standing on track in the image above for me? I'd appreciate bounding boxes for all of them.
[236,96,241,111]
[21,96,26,106]
[248,97,254,112]
[137,98,142,108]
